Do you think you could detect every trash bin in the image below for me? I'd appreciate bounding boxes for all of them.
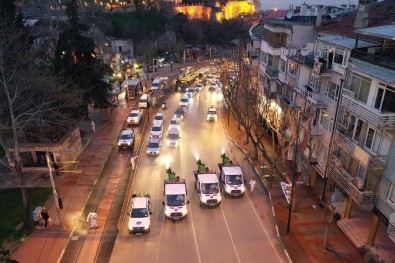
[32,206,42,224]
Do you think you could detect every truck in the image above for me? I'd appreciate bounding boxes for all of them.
[127,193,152,234]
[193,160,221,207]
[122,79,143,100]
[218,153,245,197]
[162,168,189,221]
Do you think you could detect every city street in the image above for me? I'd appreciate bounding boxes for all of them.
[109,80,288,262]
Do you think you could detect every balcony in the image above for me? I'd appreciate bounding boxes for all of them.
[342,94,395,128]
[329,163,378,205]
[388,222,395,243]
[294,85,328,108]
[265,66,279,78]
[336,127,387,169]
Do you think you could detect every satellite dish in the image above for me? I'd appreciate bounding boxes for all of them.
[286,11,293,19]
[301,47,309,56]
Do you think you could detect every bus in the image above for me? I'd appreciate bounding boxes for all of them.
[178,73,200,92]
[195,67,210,80]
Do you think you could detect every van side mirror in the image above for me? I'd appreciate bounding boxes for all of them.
[162,201,165,206]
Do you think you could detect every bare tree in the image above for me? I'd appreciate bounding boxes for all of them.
[0,17,83,231]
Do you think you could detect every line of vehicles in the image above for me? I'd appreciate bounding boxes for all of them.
[127,153,246,234]
[124,65,237,235]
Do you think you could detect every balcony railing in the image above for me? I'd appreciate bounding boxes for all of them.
[342,93,395,128]
[294,85,328,108]
[265,66,279,78]
[329,161,378,205]
[336,127,386,169]
[388,222,395,243]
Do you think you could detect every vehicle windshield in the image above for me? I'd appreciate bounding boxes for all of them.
[175,109,184,115]
[152,126,162,132]
[129,112,139,117]
[208,109,216,114]
[201,183,219,194]
[166,194,185,206]
[120,134,132,140]
[181,98,188,103]
[131,208,148,218]
[154,115,163,121]
[148,142,159,148]
[226,174,243,185]
[170,120,179,125]
[187,89,194,92]
[168,133,179,139]
[140,99,147,103]
[152,83,160,88]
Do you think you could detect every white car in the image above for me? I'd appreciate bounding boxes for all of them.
[179,95,189,108]
[207,106,217,121]
[169,117,181,130]
[186,88,196,98]
[147,139,161,156]
[196,83,204,91]
[167,128,180,147]
[127,108,142,125]
[118,129,135,149]
[209,82,218,91]
[128,193,152,234]
[153,113,164,126]
[150,124,163,139]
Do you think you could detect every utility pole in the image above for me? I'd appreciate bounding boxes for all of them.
[287,107,301,235]
[45,153,64,230]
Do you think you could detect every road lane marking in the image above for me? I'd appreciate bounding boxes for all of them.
[189,206,202,263]
[220,206,242,263]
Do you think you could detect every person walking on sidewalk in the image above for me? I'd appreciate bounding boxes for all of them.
[41,207,50,228]
[249,178,256,194]
[91,121,96,133]
[130,155,138,171]
[87,212,98,229]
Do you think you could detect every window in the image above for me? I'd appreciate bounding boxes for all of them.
[268,54,273,67]
[314,43,329,60]
[333,48,349,66]
[280,59,286,73]
[288,61,297,76]
[261,52,267,65]
[309,76,321,92]
[347,72,371,103]
[317,143,328,168]
[319,110,333,132]
[364,127,391,155]
[339,108,363,142]
[387,184,395,208]
[374,84,395,113]
[326,81,339,101]
[334,146,349,168]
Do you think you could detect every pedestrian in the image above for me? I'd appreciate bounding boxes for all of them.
[41,207,50,228]
[87,212,98,229]
[130,155,138,171]
[249,178,256,194]
[91,121,96,133]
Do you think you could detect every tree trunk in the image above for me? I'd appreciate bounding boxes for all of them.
[15,159,31,232]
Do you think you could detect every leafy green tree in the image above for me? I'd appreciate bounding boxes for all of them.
[54,0,112,115]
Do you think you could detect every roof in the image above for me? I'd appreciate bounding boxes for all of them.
[222,166,242,175]
[263,9,288,20]
[355,24,395,40]
[122,79,140,86]
[351,59,395,84]
[132,197,148,209]
[164,183,186,195]
[316,35,378,49]
[197,173,218,183]
[318,0,395,42]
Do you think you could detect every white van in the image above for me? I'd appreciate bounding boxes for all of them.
[139,94,151,109]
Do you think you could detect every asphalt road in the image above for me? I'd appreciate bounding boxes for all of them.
[109,72,289,263]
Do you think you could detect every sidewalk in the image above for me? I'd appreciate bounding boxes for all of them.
[12,96,133,263]
[221,108,364,262]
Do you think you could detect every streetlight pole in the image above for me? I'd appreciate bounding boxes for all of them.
[286,107,301,235]
[45,153,64,230]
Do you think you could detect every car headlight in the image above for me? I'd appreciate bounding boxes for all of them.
[118,142,121,146]
[127,141,131,145]
[217,195,222,201]
[144,224,150,230]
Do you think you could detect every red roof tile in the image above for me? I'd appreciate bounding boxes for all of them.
[263,10,288,20]
[319,0,395,42]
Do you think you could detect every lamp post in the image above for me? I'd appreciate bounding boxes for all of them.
[45,153,64,230]
[286,107,301,235]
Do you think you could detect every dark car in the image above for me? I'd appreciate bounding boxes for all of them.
[174,107,186,120]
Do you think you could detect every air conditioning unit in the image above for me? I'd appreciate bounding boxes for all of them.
[354,177,365,190]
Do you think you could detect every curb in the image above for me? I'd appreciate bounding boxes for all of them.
[220,103,293,263]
